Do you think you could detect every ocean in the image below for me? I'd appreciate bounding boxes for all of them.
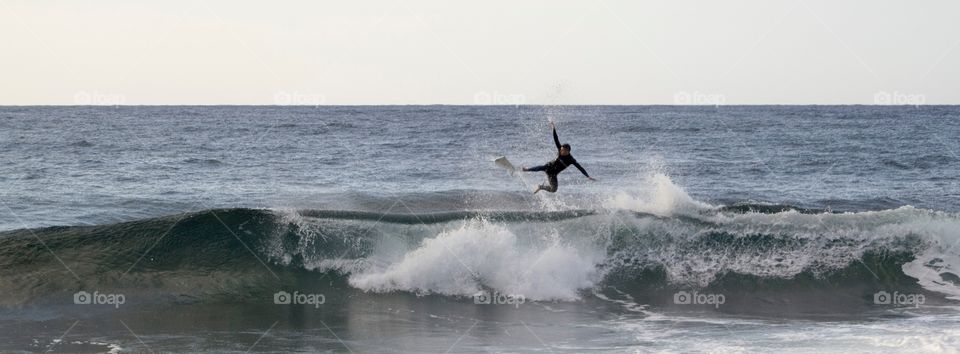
[1,105,959,353]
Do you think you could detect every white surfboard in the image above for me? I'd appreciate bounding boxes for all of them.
[494,156,547,196]
[493,156,516,175]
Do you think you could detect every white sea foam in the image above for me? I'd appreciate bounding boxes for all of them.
[348,219,605,301]
[604,172,713,217]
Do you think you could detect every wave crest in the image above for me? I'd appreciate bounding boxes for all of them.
[2,202,959,306]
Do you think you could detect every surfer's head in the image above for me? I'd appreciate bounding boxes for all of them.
[560,144,571,156]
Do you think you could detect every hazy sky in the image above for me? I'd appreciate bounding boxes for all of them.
[1,0,958,105]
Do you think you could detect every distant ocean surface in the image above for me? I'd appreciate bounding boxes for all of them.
[1,106,959,353]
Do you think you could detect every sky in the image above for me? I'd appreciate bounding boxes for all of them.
[1,0,958,105]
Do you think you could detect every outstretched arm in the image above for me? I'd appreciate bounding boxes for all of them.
[572,161,595,180]
[551,122,561,151]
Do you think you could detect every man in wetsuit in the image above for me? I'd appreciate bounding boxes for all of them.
[521,121,596,193]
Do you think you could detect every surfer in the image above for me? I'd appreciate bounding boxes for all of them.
[521,121,595,193]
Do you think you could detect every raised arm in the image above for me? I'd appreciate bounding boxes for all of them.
[552,124,561,151]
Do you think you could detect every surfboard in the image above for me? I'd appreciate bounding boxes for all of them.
[494,156,544,195]
[494,156,516,175]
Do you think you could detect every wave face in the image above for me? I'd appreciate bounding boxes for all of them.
[3,201,959,310]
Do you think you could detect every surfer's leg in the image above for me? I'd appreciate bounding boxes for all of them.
[523,164,548,172]
[539,174,558,193]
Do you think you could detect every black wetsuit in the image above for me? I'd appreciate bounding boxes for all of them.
[526,128,589,192]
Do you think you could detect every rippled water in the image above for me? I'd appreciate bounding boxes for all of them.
[1,106,959,353]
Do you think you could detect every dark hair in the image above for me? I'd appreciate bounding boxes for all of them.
[561,144,571,150]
